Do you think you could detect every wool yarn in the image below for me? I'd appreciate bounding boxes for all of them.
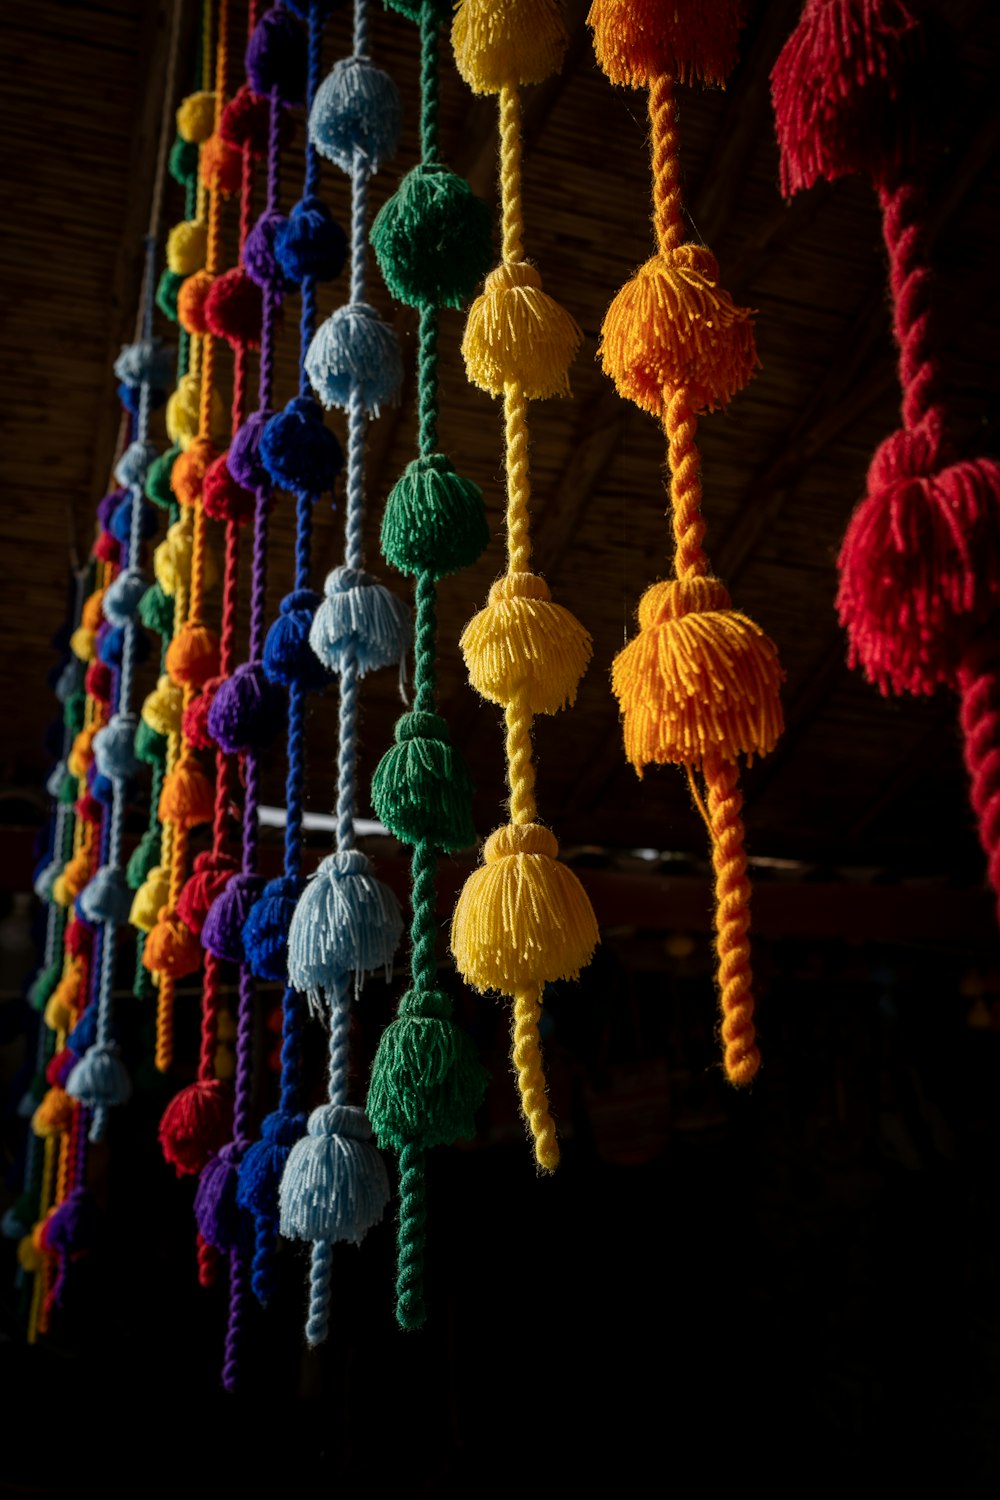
[448,0,597,1173]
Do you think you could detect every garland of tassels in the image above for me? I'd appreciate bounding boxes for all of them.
[589,0,784,1086]
[771,0,1000,925]
[448,0,599,1172]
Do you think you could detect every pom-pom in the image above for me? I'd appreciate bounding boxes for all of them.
[171,439,219,507]
[202,873,267,963]
[144,909,203,978]
[836,431,1000,696]
[275,196,347,284]
[587,0,743,88]
[372,712,476,851]
[110,494,156,544]
[141,674,183,736]
[305,302,403,416]
[243,210,290,290]
[220,83,293,157]
[169,135,200,185]
[461,571,591,713]
[166,372,200,448]
[204,266,263,347]
[65,919,95,959]
[368,988,488,1149]
[177,90,217,144]
[177,268,215,335]
[67,1003,99,1055]
[159,1079,234,1177]
[114,439,159,489]
[207,662,285,753]
[145,444,183,508]
[55,658,83,704]
[263,589,331,690]
[452,0,567,92]
[611,576,784,772]
[202,451,257,523]
[42,1187,99,1258]
[166,220,208,277]
[126,829,161,890]
[28,960,61,1011]
[177,851,240,935]
[309,56,402,173]
[138,580,175,636]
[166,620,221,687]
[115,338,174,389]
[63,691,86,736]
[158,754,214,828]
[68,725,97,778]
[463,262,581,399]
[599,247,758,416]
[90,771,116,807]
[103,569,147,625]
[260,396,342,496]
[279,1103,389,1244]
[242,875,304,980]
[181,678,220,749]
[309,564,411,676]
[381,454,489,579]
[227,410,272,491]
[69,626,96,663]
[93,713,140,781]
[66,1044,132,1109]
[451,822,598,991]
[33,1086,75,1138]
[99,623,151,671]
[93,531,120,565]
[199,132,243,195]
[194,1143,246,1251]
[79,866,132,926]
[372,164,492,309]
[129,865,170,933]
[246,6,308,102]
[85,659,113,704]
[237,1108,308,1217]
[45,988,76,1034]
[287,851,403,1006]
[157,268,185,321]
[134,724,167,772]
[34,861,62,905]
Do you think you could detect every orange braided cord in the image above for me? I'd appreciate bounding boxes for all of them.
[512,986,559,1171]
[664,389,708,580]
[649,73,684,253]
[705,753,759,1085]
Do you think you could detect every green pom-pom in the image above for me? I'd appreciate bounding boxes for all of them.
[127,828,162,890]
[371,164,492,309]
[146,443,183,509]
[381,454,490,580]
[138,582,176,638]
[57,772,78,805]
[157,268,184,323]
[134,719,167,768]
[29,963,62,1013]
[372,711,476,850]
[169,135,199,187]
[64,691,87,736]
[367,988,488,1150]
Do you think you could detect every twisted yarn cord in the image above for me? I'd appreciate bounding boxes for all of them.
[413,568,437,715]
[410,837,437,992]
[649,72,685,254]
[198,0,230,438]
[504,694,537,826]
[221,1246,249,1393]
[306,1239,333,1347]
[504,382,532,574]
[418,305,439,458]
[336,655,359,854]
[958,643,1000,921]
[198,949,225,1081]
[395,1140,427,1329]
[303,989,350,1345]
[665,390,708,580]
[879,178,943,437]
[499,84,524,265]
[353,0,369,58]
[704,753,759,1085]
[420,3,439,164]
[513,987,559,1171]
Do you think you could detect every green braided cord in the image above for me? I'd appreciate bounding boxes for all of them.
[395,1139,428,1330]
[419,3,439,164]
[418,305,439,460]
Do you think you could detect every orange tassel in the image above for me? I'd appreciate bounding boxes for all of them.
[166,620,221,687]
[80,589,106,633]
[159,755,215,829]
[170,438,219,506]
[144,909,203,979]
[588,0,744,89]
[177,271,216,337]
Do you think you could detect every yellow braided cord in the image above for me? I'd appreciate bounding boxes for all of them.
[499,84,524,264]
[504,693,537,826]
[504,382,532,573]
[513,987,559,1170]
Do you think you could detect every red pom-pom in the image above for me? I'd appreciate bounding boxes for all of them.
[159,1077,235,1176]
[204,267,263,348]
[199,133,243,195]
[177,851,240,934]
[74,792,103,826]
[93,531,120,565]
[66,919,94,958]
[219,83,293,158]
[171,439,219,507]
[837,425,1000,696]
[46,1046,75,1088]
[166,620,221,687]
[202,452,256,524]
[181,678,219,749]
[144,908,203,978]
[177,270,216,335]
[85,660,113,704]
[158,754,215,828]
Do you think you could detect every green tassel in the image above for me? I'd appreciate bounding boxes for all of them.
[146,443,183,509]
[134,719,167,768]
[29,962,62,1014]
[169,135,199,188]
[381,455,490,580]
[157,268,184,323]
[57,772,78,805]
[372,711,476,851]
[138,581,176,638]
[127,828,162,890]
[367,989,488,1150]
[371,164,493,311]
[64,691,87,736]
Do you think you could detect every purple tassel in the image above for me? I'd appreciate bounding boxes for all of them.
[202,873,267,963]
[194,1143,248,1251]
[207,661,285,753]
[246,6,308,104]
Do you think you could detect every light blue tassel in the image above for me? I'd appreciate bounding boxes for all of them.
[309,564,411,676]
[103,569,147,625]
[93,713,140,780]
[305,303,402,417]
[45,761,67,799]
[278,1103,389,1244]
[309,56,401,175]
[66,1043,132,1108]
[114,440,159,489]
[114,338,174,388]
[34,859,62,903]
[78,866,132,926]
[54,659,83,704]
[286,850,403,1009]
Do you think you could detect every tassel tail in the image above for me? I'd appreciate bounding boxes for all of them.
[512,985,560,1171]
[705,754,760,1085]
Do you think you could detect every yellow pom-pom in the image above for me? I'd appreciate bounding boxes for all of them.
[68,726,97,779]
[130,866,170,934]
[462,263,581,399]
[69,625,96,663]
[587,0,743,88]
[600,246,757,416]
[32,1086,74,1139]
[141,675,183,737]
[165,371,227,450]
[611,577,784,774]
[47,961,82,1028]
[153,518,219,598]
[461,572,591,714]
[167,221,208,277]
[176,90,217,144]
[18,1234,45,1275]
[51,875,72,908]
[452,0,567,92]
[452,822,598,993]
[44,993,74,1035]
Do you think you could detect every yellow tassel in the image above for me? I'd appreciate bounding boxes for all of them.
[461,572,592,714]
[130,866,171,934]
[451,822,598,993]
[599,247,757,416]
[463,263,581,399]
[141,675,184,737]
[611,577,784,773]
[69,625,96,663]
[154,517,218,597]
[44,995,73,1035]
[47,961,82,1027]
[68,725,98,779]
[32,1087,74,1139]
[166,221,208,278]
[176,89,217,144]
[452,0,568,93]
[166,371,203,447]
[18,1233,45,1276]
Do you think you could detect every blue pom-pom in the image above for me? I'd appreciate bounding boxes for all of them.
[114,338,175,389]
[236,1107,308,1217]
[67,1004,101,1056]
[278,1103,389,1244]
[309,564,411,676]
[244,210,291,291]
[114,440,159,489]
[309,56,401,174]
[287,850,403,1007]
[202,872,267,963]
[246,6,307,103]
[79,865,132,926]
[54,659,83,704]
[242,874,305,981]
[117,381,141,415]
[260,396,342,497]
[89,771,116,807]
[103,569,148,625]
[275,196,347,283]
[98,624,151,670]
[111,495,157,544]
[263,590,331,690]
[194,1143,248,1251]
[206,661,285,753]
[66,1043,132,1108]
[305,302,402,415]
[227,410,273,491]
[93,713,140,781]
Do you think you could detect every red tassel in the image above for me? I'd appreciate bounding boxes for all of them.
[85,660,113,705]
[66,919,94,958]
[219,83,294,159]
[159,754,215,829]
[958,641,1000,925]
[177,851,240,935]
[93,531,120,565]
[159,1077,234,1176]
[202,452,256,524]
[181,678,220,750]
[166,620,221,688]
[144,908,203,978]
[74,792,103,826]
[205,268,263,350]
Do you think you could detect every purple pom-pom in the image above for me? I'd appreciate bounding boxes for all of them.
[274,196,347,284]
[263,590,330,690]
[194,1143,248,1251]
[244,210,291,290]
[207,661,285,753]
[44,1187,98,1255]
[259,397,342,497]
[227,411,273,491]
[246,7,308,104]
[202,873,267,963]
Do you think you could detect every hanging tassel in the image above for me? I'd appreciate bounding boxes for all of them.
[461,572,591,715]
[287,852,403,1010]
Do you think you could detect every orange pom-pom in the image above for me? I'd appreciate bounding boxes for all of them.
[600,246,757,416]
[144,908,204,978]
[177,270,216,335]
[81,589,106,633]
[32,1086,75,1138]
[68,725,98,779]
[587,0,744,88]
[171,439,219,507]
[166,620,221,688]
[199,132,242,195]
[159,755,214,828]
